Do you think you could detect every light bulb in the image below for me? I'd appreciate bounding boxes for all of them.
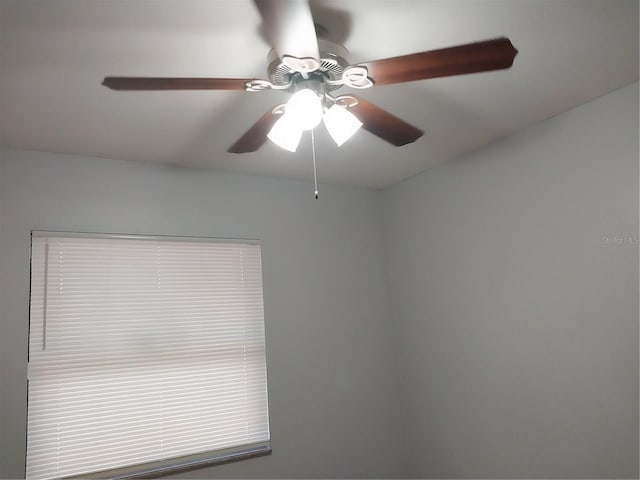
[323,104,363,146]
[267,113,303,152]
[286,89,323,130]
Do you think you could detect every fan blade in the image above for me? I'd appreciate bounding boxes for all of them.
[102,77,251,91]
[228,108,281,153]
[361,37,518,86]
[254,0,320,69]
[350,96,423,147]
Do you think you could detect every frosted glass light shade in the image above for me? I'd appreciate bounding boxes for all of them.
[286,89,323,130]
[267,113,303,152]
[323,105,363,146]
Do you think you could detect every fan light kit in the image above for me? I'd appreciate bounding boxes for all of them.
[263,72,364,151]
[102,0,518,195]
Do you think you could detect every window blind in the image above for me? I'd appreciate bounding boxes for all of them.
[26,233,270,480]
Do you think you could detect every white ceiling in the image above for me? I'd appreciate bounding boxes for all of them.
[1,0,638,189]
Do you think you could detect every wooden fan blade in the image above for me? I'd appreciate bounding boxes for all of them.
[254,0,320,66]
[228,108,281,153]
[361,37,518,86]
[350,96,423,147]
[102,77,251,91]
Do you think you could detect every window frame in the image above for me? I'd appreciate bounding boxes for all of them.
[26,231,272,480]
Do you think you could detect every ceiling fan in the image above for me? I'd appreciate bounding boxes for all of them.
[102,0,518,155]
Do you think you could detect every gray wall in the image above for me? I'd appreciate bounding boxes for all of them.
[1,83,638,480]
[383,82,639,478]
[0,150,404,479]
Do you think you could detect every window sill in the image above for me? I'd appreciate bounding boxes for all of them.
[62,442,272,480]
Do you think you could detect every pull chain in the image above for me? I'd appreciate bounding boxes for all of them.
[311,129,319,199]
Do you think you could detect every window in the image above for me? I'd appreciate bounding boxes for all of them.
[26,232,270,479]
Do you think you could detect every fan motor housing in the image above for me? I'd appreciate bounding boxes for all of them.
[267,38,351,92]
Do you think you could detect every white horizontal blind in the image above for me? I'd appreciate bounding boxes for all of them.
[26,234,270,480]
